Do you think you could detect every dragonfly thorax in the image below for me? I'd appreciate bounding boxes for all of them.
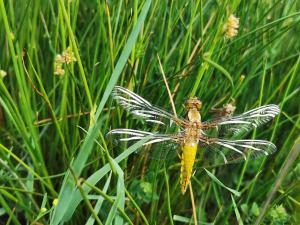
[186,97,202,124]
[188,108,202,123]
[186,107,202,143]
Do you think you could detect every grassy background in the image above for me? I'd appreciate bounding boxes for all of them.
[1,0,300,224]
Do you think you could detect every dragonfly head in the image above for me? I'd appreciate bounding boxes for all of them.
[185,97,202,110]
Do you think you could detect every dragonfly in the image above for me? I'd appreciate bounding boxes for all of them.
[107,86,280,194]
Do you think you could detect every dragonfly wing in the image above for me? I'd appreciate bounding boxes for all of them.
[145,141,180,160]
[112,86,187,128]
[196,138,277,168]
[202,104,280,137]
[106,128,182,160]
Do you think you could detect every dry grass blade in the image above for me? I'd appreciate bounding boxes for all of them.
[255,136,300,225]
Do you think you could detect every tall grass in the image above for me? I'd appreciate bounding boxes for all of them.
[0,0,300,224]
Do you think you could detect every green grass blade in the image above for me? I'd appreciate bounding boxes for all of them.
[203,57,234,89]
[105,159,125,225]
[204,169,241,197]
[231,195,244,225]
[85,172,112,225]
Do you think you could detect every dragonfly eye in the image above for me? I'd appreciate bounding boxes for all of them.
[185,97,202,110]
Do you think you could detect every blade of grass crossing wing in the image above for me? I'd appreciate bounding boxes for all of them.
[84,137,151,191]
[85,172,112,225]
[204,169,241,197]
[50,1,152,224]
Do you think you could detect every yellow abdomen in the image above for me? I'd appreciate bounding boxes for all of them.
[180,141,198,194]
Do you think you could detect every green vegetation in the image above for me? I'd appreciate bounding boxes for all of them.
[1,0,300,224]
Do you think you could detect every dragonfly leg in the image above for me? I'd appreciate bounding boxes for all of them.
[199,136,217,145]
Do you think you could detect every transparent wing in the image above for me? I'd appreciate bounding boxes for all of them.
[196,137,277,168]
[202,104,280,137]
[112,86,188,128]
[106,128,182,160]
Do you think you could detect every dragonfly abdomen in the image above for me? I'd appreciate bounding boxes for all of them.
[180,141,198,194]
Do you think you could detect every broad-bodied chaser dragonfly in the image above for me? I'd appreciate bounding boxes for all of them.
[107,86,279,194]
